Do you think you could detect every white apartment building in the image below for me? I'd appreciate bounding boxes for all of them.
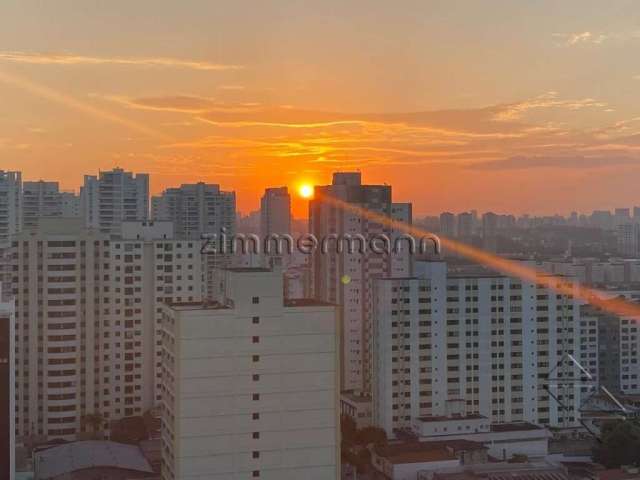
[152,182,236,241]
[372,261,582,438]
[160,268,339,480]
[580,304,640,395]
[152,183,236,302]
[310,172,412,393]
[0,170,22,248]
[23,181,80,228]
[81,168,149,235]
[0,285,15,480]
[12,218,202,441]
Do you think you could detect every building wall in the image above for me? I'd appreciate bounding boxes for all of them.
[310,172,411,394]
[12,219,203,440]
[0,290,15,480]
[80,168,149,235]
[161,269,339,480]
[0,171,22,248]
[372,261,582,437]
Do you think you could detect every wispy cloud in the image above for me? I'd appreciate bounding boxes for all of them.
[493,91,607,121]
[98,94,259,114]
[0,51,242,71]
[552,31,608,46]
[468,155,639,170]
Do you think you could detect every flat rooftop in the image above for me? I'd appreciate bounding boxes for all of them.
[166,301,230,311]
[490,422,542,433]
[416,414,487,423]
[284,298,335,307]
[225,267,272,273]
[34,440,153,479]
[376,440,484,465]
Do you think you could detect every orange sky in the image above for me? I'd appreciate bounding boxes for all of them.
[1,1,640,218]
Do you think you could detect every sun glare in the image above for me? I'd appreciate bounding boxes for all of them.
[298,184,314,199]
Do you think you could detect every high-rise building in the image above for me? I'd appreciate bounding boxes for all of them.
[439,212,456,238]
[152,182,235,240]
[12,218,202,441]
[0,286,15,480]
[457,212,474,239]
[614,208,631,227]
[580,304,640,395]
[22,181,80,228]
[0,171,22,248]
[260,186,291,239]
[310,172,412,393]
[80,168,149,235]
[617,223,640,256]
[372,261,582,437]
[160,268,339,480]
[152,183,236,300]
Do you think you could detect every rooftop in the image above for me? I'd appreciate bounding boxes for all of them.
[225,267,272,273]
[416,414,487,423]
[34,441,154,479]
[490,422,543,433]
[166,300,230,311]
[376,444,457,465]
[284,298,335,307]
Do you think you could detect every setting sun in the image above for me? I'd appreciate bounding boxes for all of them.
[298,184,314,199]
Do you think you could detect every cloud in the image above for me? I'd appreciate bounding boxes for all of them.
[492,91,607,121]
[0,51,241,71]
[553,31,608,46]
[98,95,261,114]
[468,155,639,170]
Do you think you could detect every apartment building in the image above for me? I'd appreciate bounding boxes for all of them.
[580,304,639,395]
[0,286,15,480]
[11,218,202,441]
[160,268,339,480]
[260,186,291,239]
[310,172,412,393]
[22,181,80,228]
[372,261,582,438]
[152,182,236,241]
[0,171,22,248]
[81,168,149,235]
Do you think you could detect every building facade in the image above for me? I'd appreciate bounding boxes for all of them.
[11,219,202,441]
[23,181,80,229]
[160,268,339,480]
[372,261,582,437]
[0,171,22,248]
[310,172,412,394]
[81,168,149,235]
[0,286,15,480]
[152,182,235,241]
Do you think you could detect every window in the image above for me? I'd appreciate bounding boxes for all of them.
[252,394,260,401]
[253,471,260,478]
[253,413,260,420]
[253,451,260,459]
[252,355,260,362]
[252,432,260,439]
[252,316,259,324]
[252,336,260,344]
[253,374,260,381]
[252,297,259,304]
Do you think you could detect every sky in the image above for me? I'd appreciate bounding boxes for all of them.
[1,0,640,218]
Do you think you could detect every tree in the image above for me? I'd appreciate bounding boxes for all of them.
[81,412,105,438]
[355,426,387,447]
[341,414,357,446]
[593,419,640,468]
